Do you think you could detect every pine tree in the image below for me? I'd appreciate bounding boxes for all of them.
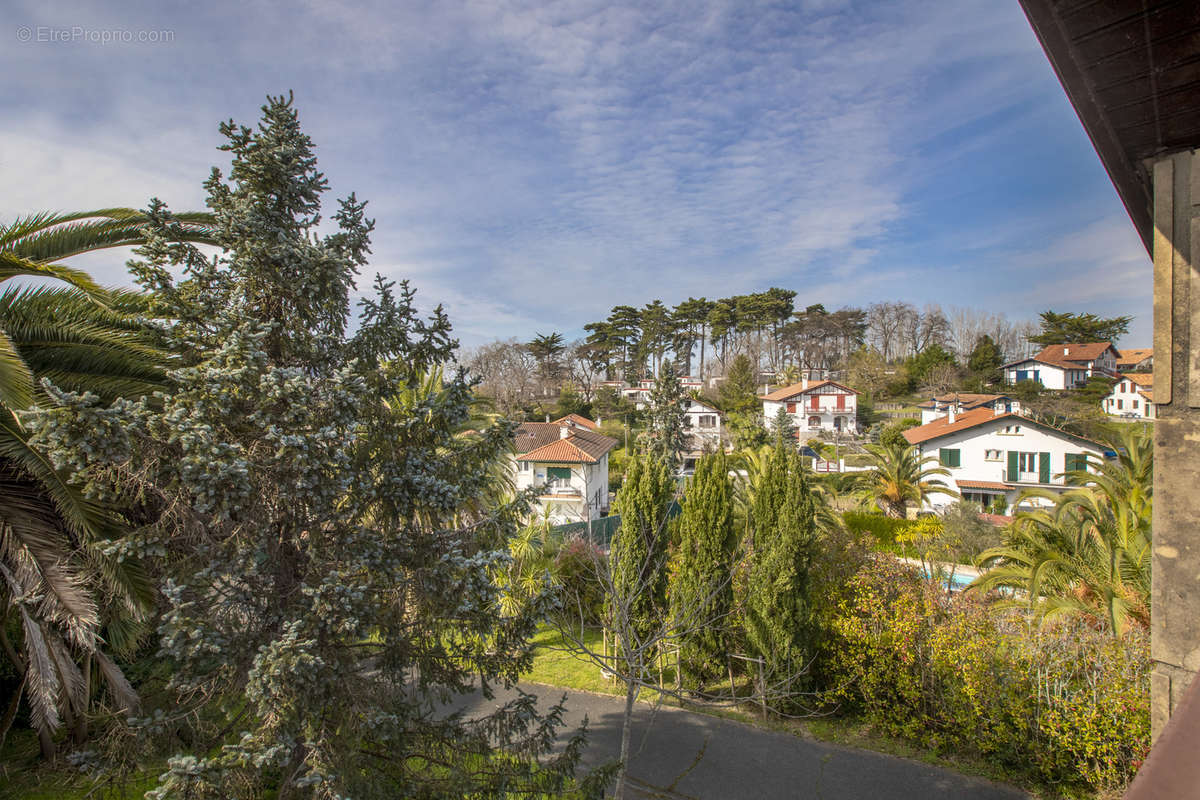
[719,353,758,414]
[743,445,817,699]
[647,358,687,470]
[668,451,735,687]
[771,404,796,447]
[967,334,1004,384]
[34,95,607,799]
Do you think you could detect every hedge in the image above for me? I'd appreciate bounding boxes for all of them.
[841,511,914,549]
[819,557,1150,793]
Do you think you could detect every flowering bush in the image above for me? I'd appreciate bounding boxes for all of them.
[820,557,1149,793]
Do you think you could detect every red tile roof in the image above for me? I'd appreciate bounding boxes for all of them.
[514,421,617,463]
[1121,372,1153,387]
[521,439,602,463]
[759,379,857,402]
[915,393,1007,410]
[1116,348,1154,367]
[903,408,1106,449]
[1004,342,1117,371]
[957,480,1011,491]
[553,413,599,430]
[903,407,1013,445]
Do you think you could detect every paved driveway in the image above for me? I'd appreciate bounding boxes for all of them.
[457,683,1031,799]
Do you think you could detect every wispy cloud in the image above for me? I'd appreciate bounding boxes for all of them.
[1,0,1150,346]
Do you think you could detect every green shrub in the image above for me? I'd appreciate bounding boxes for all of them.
[842,511,914,549]
[819,557,1150,793]
[553,537,607,624]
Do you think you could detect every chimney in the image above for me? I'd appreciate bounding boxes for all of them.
[560,425,570,439]
[948,404,956,424]
[1063,346,1070,356]
[801,377,808,391]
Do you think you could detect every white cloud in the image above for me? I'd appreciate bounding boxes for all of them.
[1,0,1146,348]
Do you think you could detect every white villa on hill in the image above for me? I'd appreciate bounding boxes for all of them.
[619,375,704,409]
[512,415,617,524]
[903,407,1106,514]
[1002,342,1119,389]
[761,379,859,436]
[916,393,1022,425]
[1103,373,1156,419]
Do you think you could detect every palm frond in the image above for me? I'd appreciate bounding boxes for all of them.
[93,648,139,714]
[1,208,216,263]
[12,601,61,737]
[0,250,106,297]
[0,328,33,409]
[47,635,87,718]
[0,414,122,543]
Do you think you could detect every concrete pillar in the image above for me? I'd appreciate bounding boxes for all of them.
[1150,148,1200,739]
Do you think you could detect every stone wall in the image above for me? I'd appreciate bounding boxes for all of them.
[1149,148,1200,738]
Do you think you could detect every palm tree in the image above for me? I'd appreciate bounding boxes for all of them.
[858,441,956,518]
[1,209,213,408]
[972,425,1151,636]
[1,208,213,756]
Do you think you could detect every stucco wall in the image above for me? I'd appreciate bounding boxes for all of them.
[913,417,1103,513]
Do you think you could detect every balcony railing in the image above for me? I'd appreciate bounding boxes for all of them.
[540,486,583,499]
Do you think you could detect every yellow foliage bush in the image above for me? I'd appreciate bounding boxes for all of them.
[819,557,1149,792]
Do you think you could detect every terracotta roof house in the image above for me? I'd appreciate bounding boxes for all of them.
[552,413,599,431]
[902,407,1106,514]
[1002,342,1119,390]
[513,417,617,525]
[916,393,1022,425]
[760,379,858,436]
[1103,373,1157,420]
[1116,348,1154,372]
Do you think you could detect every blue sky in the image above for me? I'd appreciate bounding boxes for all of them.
[3,0,1152,347]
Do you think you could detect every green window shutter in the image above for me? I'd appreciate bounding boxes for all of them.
[944,448,960,467]
[1007,450,1018,482]
[547,467,572,481]
[1038,452,1050,483]
[939,448,952,467]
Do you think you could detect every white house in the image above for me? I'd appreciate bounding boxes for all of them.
[903,407,1106,514]
[761,379,859,436]
[1103,373,1156,419]
[512,415,618,524]
[916,393,1022,425]
[680,398,726,473]
[1002,342,1119,389]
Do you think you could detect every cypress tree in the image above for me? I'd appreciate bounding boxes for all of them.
[668,450,735,687]
[609,454,675,647]
[647,358,687,471]
[743,445,818,696]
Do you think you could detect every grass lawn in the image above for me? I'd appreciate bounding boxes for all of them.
[0,729,163,800]
[522,627,622,696]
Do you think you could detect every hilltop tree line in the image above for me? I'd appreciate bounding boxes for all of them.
[466,296,1138,420]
